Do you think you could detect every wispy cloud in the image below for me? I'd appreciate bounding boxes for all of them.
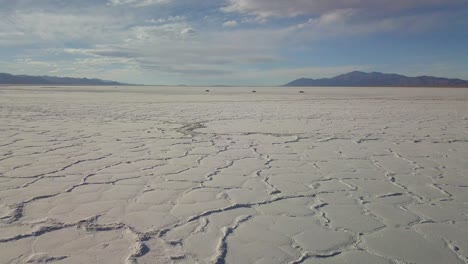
[0,11,132,45]
[222,0,466,18]
[107,0,172,7]
[222,20,238,27]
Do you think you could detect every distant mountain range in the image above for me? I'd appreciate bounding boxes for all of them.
[285,71,468,87]
[0,72,127,85]
[2,71,468,87]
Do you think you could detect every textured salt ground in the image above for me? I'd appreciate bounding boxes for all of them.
[0,86,467,264]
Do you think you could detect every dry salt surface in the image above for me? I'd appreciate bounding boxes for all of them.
[0,85,467,264]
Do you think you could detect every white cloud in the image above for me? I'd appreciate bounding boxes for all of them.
[222,20,238,27]
[108,0,171,7]
[0,11,132,45]
[52,23,284,80]
[148,16,185,24]
[181,28,196,35]
[133,23,196,40]
[15,58,55,67]
[222,0,465,18]
[292,10,450,40]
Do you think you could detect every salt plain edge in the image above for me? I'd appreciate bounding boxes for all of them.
[0,86,467,264]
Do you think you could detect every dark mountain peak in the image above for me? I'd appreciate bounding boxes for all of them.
[285,71,468,87]
[343,71,368,76]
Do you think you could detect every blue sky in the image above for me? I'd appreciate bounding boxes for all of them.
[0,0,467,85]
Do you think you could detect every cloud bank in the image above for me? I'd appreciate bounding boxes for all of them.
[222,0,466,18]
[0,0,467,85]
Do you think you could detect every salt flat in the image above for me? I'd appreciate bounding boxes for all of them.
[0,86,467,264]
